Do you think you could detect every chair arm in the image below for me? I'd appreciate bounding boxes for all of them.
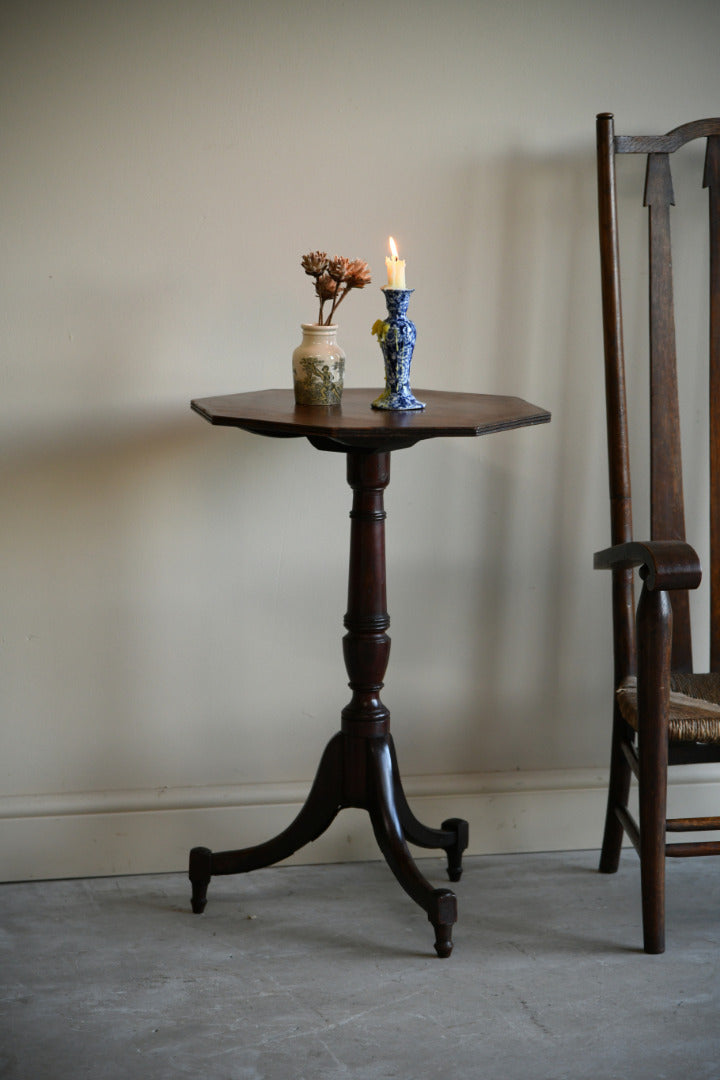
[593,540,702,591]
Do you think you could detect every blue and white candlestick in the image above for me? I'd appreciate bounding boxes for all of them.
[371,288,426,411]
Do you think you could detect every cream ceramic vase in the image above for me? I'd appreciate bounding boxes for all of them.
[292,323,345,406]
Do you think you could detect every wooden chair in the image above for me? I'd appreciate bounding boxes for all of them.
[595,112,720,953]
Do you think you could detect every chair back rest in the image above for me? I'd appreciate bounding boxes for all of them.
[597,113,720,673]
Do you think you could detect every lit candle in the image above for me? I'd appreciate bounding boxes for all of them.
[385,236,406,289]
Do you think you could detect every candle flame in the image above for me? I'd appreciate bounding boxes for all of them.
[388,236,399,260]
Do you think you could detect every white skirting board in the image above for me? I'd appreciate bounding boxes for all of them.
[2,766,720,882]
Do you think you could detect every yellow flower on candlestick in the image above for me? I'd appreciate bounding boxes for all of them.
[371,319,389,342]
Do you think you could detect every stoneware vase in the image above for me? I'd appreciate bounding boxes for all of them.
[371,289,425,411]
[292,323,345,406]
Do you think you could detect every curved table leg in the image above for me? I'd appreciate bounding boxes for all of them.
[388,736,469,882]
[189,732,344,913]
[367,738,457,958]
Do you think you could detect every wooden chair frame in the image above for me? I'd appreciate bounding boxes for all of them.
[595,112,720,953]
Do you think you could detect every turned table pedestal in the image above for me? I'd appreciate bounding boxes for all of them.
[188,388,550,957]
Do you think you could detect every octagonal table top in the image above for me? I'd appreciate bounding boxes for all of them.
[191,388,550,452]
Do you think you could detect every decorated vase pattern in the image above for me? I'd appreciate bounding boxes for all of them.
[292,323,345,406]
[371,289,425,411]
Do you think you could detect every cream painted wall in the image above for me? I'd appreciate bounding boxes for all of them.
[2,0,720,880]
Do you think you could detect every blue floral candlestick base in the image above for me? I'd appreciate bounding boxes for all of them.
[371,288,425,411]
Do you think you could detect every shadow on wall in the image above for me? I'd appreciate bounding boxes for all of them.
[379,146,603,773]
[407,141,710,774]
[0,413,295,794]
[389,147,652,774]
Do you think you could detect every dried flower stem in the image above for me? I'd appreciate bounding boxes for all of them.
[327,285,347,324]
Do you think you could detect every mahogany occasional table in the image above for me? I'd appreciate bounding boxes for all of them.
[189,388,550,957]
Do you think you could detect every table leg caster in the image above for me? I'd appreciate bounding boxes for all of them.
[189,846,212,913]
[430,888,457,958]
[433,927,453,959]
[441,817,469,882]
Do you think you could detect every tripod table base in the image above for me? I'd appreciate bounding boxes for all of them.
[189,730,468,958]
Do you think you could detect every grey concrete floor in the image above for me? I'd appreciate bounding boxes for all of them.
[2,850,720,1080]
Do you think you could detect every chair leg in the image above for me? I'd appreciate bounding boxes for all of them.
[636,583,672,955]
[639,800,667,955]
[599,707,633,874]
[638,727,668,954]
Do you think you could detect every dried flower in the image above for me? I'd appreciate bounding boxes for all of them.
[300,250,372,325]
[327,256,350,281]
[346,259,372,289]
[314,273,338,301]
[301,250,328,277]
